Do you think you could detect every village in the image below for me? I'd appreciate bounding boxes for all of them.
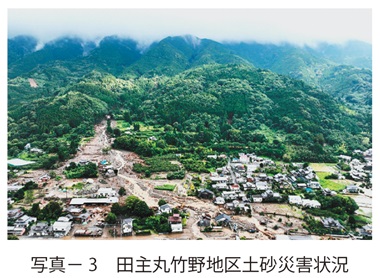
[7,120,373,241]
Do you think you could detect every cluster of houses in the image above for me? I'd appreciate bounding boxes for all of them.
[8,208,73,238]
[7,186,120,238]
[8,208,37,236]
[338,149,372,182]
[202,154,327,210]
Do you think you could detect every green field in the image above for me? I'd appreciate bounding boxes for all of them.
[316,172,347,191]
[154,184,176,191]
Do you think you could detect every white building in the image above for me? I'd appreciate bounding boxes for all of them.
[52,221,72,237]
[288,195,302,205]
[96,188,118,197]
[301,199,321,208]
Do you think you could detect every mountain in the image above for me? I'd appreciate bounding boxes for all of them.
[227,42,328,86]
[305,40,372,69]
[227,41,372,107]
[84,36,142,75]
[127,64,370,162]
[7,35,372,164]
[123,35,250,77]
[9,62,371,163]
[8,37,85,78]
[8,35,38,65]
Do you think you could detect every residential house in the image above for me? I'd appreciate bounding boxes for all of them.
[246,165,257,174]
[229,184,240,191]
[215,214,231,226]
[221,191,238,200]
[288,175,297,184]
[96,188,118,197]
[255,181,269,191]
[210,176,229,183]
[257,173,268,181]
[233,163,245,173]
[66,206,83,216]
[198,218,211,227]
[52,221,72,237]
[243,182,255,191]
[239,153,250,164]
[339,155,352,163]
[198,189,215,199]
[274,173,287,183]
[321,217,345,231]
[57,216,72,222]
[301,199,321,209]
[308,181,321,189]
[360,225,372,237]
[261,190,274,199]
[7,198,14,205]
[288,195,302,205]
[15,215,37,228]
[77,212,92,223]
[159,204,172,214]
[345,185,360,194]
[322,188,337,196]
[297,183,307,189]
[212,183,229,190]
[8,226,25,236]
[236,177,246,184]
[251,195,263,203]
[214,197,226,205]
[224,202,235,210]
[242,196,250,203]
[122,218,134,236]
[29,222,51,237]
[261,190,281,201]
[8,208,24,220]
[168,214,183,233]
[30,148,44,154]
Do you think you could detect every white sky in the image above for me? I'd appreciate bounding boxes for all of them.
[8,9,372,46]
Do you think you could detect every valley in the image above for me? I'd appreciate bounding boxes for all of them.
[7,34,372,241]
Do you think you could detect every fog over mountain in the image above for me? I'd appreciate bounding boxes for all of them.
[8,9,371,48]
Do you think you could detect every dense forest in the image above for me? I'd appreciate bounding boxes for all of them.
[7,35,372,167]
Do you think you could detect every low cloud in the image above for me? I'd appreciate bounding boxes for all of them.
[8,9,372,46]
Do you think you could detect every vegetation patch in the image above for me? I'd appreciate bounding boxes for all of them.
[316,172,346,191]
[64,162,98,179]
[154,184,176,191]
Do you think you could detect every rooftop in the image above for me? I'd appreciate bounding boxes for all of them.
[8,158,36,167]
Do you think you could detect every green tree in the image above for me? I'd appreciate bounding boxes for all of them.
[41,201,62,222]
[49,171,57,178]
[118,187,126,196]
[24,190,34,204]
[134,200,153,217]
[125,196,140,212]
[105,212,117,224]
[28,203,41,218]
[158,199,167,206]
